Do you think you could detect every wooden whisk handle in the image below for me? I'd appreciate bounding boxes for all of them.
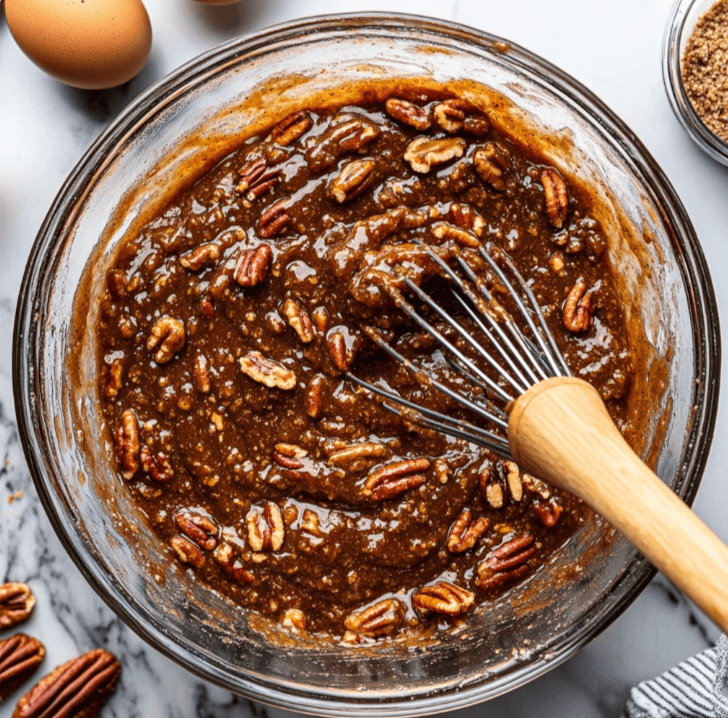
[508,376,728,633]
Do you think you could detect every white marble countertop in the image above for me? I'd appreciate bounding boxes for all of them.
[1,0,728,715]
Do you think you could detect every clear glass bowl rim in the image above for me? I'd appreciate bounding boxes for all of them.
[663,0,728,165]
[12,12,721,716]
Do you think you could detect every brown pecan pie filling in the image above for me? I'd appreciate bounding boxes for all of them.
[97,87,633,641]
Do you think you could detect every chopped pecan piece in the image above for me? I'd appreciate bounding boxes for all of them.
[404,136,465,173]
[541,167,569,229]
[549,251,566,274]
[562,279,593,333]
[463,114,491,137]
[269,110,313,146]
[115,409,139,480]
[273,443,308,470]
[11,649,120,718]
[179,243,220,271]
[476,534,537,590]
[257,201,290,238]
[447,508,489,553]
[146,316,185,364]
[193,354,211,393]
[235,244,272,287]
[473,142,509,191]
[283,298,315,343]
[532,497,563,527]
[307,115,380,172]
[170,535,205,568]
[246,504,285,552]
[327,159,376,203]
[214,543,254,585]
[431,222,480,248]
[139,447,173,483]
[102,359,123,400]
[327,328,355,371]
[327,442,389,467]
[412,581,474,617]
[199,296,216,318]
[281,608,306,631]
[239,351,296,390]
[305,374,325,418]
[0,634,45,700]
[0,584,35,631]
[344,598,406,638]
[385,98,431,130]
[175,511,218,550]
[363,458,429,501]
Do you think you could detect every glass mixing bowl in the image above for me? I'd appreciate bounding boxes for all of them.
[13,13,720,716]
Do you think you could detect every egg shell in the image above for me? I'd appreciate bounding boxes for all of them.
[5,0,153,90]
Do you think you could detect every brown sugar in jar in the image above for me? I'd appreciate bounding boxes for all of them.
[682,0,728,142]
[96,87,635,643]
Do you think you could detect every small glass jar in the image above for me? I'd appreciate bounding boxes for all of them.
[663,0,728,165]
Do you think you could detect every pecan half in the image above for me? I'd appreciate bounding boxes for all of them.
[115,410,139,480]
[433,99,470,133]
[532,497,563,527]
[412,581,474,617]
[236,157,268,192]
[257,201,290,238]
[214,543,255,585]
[246,504,285,552]
[283,299,315,343]
[273,443,308,470]
[363,458,429,501]
[175,511,218,550]
[12,649,120,718]
[307,115,380,172]
[179,243,220,271]
[305,375,325,418]
[385,98,431,130]
[344,598,406,638]
[476,533,537,590]
[0,634,44,700]
[473,142,510,191]
[327,159,376,203]
[139,447,173,483]
[235,244,272,287]
[170,535,205,568]
[0,585,35,631]
[245,172,279,201]
[269,110,312,146]
[146,316,185,364]
[541,167,569,229]
[562,279,593,333]
[447,508,489,553]
[479,460,523,509]
[404,136,465,173]
[239,351,296,390]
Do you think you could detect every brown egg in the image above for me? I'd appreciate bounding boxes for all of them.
[5,0,153,90]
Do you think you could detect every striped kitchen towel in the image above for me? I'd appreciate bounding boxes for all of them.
[623,636,728,718]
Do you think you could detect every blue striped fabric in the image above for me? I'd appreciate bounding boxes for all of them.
[623,636,728,718]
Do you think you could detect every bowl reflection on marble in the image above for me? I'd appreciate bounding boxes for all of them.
[13,14,720,717]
